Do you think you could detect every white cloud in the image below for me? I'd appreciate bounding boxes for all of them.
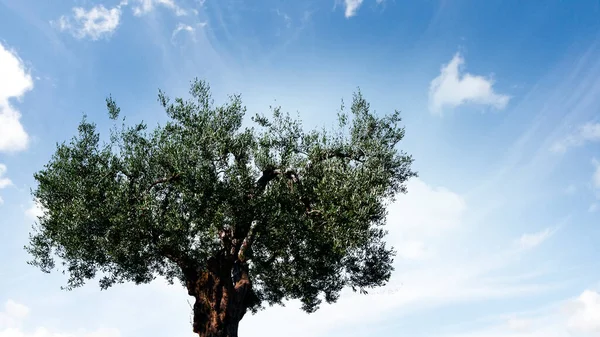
[131,0,187,16]
[55,5,121,40]
[25,199,46,220]
[429,53,510,114]
[0,164,12,205]
[0,300,29,328]
[0,164,12,189]
[387,178,467,260]
[567,290,600,334]
[436,290,600,337]
[344,0,364,18]
[171,23,195,42]
[581,122,600,142]
[507,317,532,331]
[516,228,555,249]
[551,122,600,153]
[0,42,32,153]
[54,0,189,40]
[0,300,120,337]
[395,240,429,260]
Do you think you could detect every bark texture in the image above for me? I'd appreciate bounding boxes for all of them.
[186,256,254,337]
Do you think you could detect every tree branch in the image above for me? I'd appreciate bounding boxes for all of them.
[150,228,197,278]
[148,173,181,191]
[283,170,321,217]
[237,220,258,263]
[318,148,365,163]
[254,167,281,195]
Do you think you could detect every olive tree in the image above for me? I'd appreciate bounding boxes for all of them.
[26,79,416,337]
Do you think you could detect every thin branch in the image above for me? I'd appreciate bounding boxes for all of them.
[148,173,181,191]
[283,170,321,217]
[238,220,258,263]
[318,148,365,163]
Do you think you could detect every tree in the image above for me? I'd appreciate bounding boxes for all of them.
[26,79,416,337]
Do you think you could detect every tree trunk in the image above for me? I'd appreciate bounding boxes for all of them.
[186,257,253,337]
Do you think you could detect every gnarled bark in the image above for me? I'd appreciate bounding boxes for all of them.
[186,257,255,337]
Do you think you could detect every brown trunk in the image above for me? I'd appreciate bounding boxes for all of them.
[186,257,253,337]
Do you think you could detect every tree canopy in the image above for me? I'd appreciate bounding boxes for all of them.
[26,79,416,335]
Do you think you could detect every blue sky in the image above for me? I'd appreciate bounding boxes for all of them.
[1,0,600,336]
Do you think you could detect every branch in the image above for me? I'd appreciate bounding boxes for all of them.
[150,228,197,277]
[318,148,365,163]
[148,173,181,191]
[252,147,363,197]
[253,167,322,216]
[238,220,258,263]
[283,170,321,217]
[254,167,281,195]
[243,167,321,259]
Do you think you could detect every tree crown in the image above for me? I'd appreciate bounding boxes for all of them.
[27,79,416,313]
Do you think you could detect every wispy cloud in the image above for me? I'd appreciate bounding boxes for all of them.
[54,5,122,40]
[0,164,12,190]
[565,184,577,195]
[0,42,32,153]
[593,159,600,189]
[344,0,364,18]
[54,0,189,41]
[551,122,600,153]
[0,164,12,205]
[429,52,510,114]
[130,0,187,16]
[171,22,197,43]
[516,228,556,249]
[462,41,600,218]
[433,289,600,337]
[274,9,292,28]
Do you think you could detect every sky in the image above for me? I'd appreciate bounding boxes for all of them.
[1,0,600,336]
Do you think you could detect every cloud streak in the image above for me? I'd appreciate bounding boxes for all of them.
[551,122,600,153]
[516,228,556,249]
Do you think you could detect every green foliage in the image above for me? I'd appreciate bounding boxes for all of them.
[27,79,416,313]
